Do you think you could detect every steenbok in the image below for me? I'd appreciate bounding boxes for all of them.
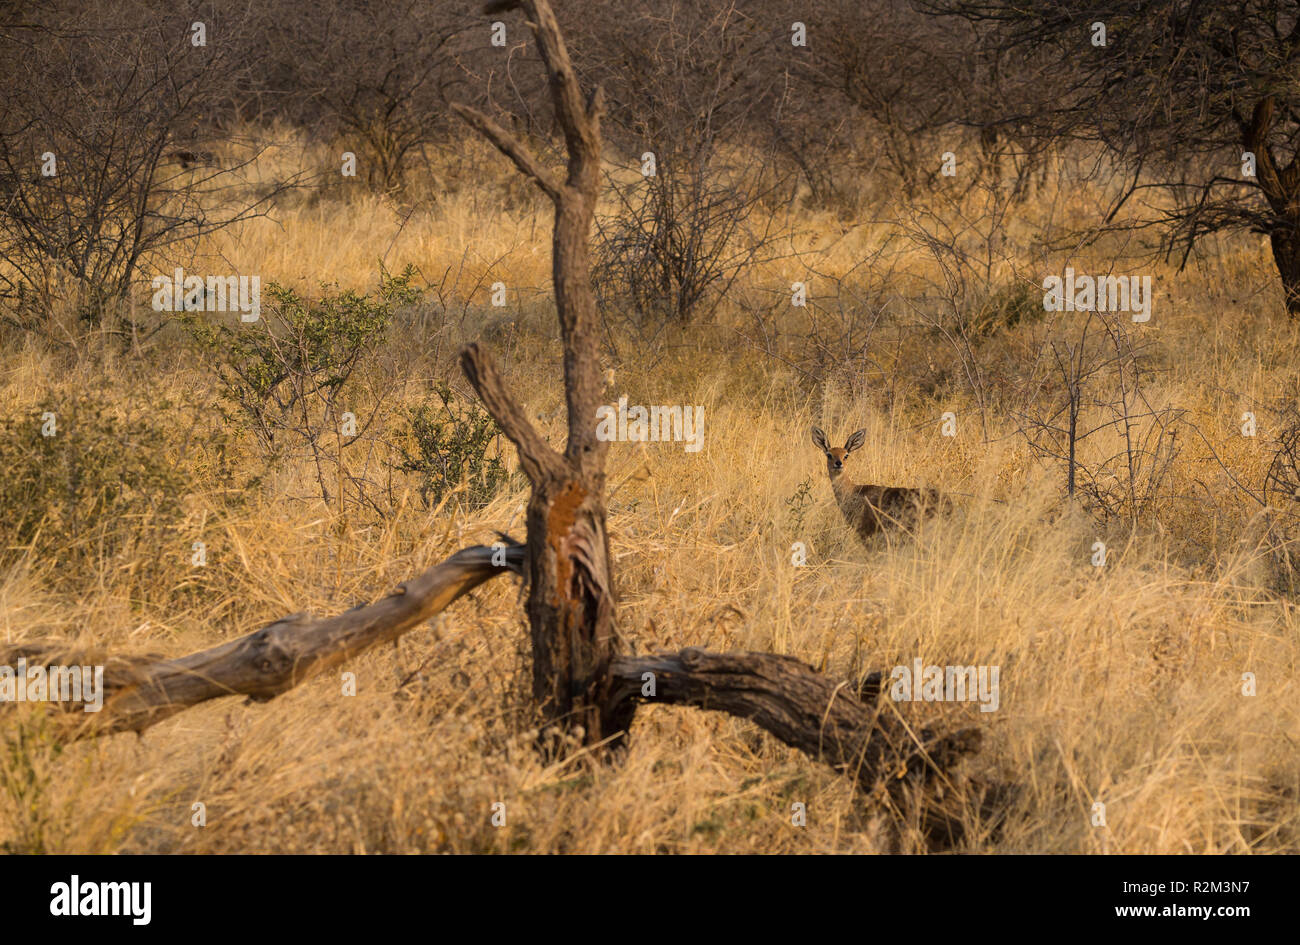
[810,427,949,542]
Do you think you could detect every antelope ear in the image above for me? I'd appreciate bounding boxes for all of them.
[810,426,829,452]
[844,429,867,453]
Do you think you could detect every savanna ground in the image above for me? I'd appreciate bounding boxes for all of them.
[2,124,1299,855]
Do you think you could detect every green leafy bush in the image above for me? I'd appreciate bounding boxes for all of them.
[182,266,418,456]
[395,384,511,510]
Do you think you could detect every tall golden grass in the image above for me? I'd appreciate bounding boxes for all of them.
[1,130,1297,853]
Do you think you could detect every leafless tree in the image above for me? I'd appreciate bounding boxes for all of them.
[249,0,477,195]
[0,1,287,331]
[928,0,1300,314]
[1014,308,1184,529]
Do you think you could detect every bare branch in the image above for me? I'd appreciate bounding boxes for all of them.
[609,649,983,794]
[4,542,525,737]
[515,0,602,167]
[449,103,561,202]
[460,341,567,483]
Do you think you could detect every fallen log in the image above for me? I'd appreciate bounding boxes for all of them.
[608,649,982,795]
[1,541,525,736]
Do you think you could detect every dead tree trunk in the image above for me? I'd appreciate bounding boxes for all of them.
[449,3,986,803]
[453,0,628,748]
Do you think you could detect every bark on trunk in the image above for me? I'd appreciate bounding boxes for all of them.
[1270,224,1300,316]
[608,649,983,794]
[454,0,624,749]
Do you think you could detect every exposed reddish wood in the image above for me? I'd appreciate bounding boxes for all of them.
[455,0,619,747]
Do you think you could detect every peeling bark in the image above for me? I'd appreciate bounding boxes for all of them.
[454,0,620,746]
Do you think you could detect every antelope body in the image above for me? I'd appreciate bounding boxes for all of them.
[811,427,947,542]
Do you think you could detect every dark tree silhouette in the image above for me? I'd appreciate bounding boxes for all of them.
[928,0,1300,313]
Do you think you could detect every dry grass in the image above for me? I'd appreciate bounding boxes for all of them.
[1,133,1298,854]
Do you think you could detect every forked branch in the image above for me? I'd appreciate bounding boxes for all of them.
[485,0,603,165]
[455,0,608,476]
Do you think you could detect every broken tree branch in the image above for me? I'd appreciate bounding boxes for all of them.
[449,103,562,202]
[608,649,983,795]
[457,0,608,477]
[460,342,567,483]
[3,539,991,844]
[3,542,525,737]
[450,0,616,747]
[516,0,601,164]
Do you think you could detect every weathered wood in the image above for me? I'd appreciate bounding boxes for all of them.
[455,0,621,747]
[2,542,993,844]
[2,542,524,736]
[448,105,562,202]
[608,649,982,795]
[460,342,566,483]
